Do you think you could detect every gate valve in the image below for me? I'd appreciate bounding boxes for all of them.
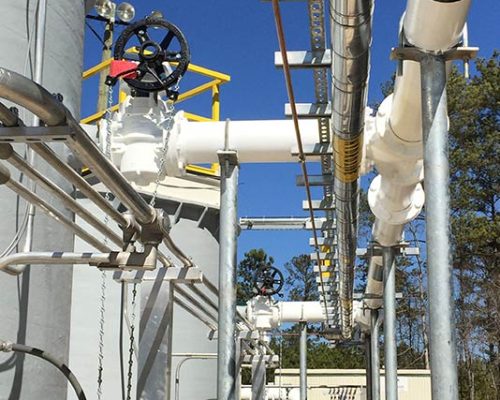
[111,17,190,98]
[253,266,284,297]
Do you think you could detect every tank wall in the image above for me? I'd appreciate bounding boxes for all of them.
[0,1,85,398]
[69,197,220,400]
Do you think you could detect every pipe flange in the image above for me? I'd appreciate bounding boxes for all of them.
[368,176,425,225]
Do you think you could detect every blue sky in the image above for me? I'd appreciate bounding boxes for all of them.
[82,1,499,270]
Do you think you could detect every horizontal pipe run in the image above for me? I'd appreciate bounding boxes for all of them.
[173,295,217,331]
[0,252,113,273]
[187,283,219,313]
[162,234,193,267]
[0,163,112,271]
[0,102,19,126]
[175,119,320,165]
[30,143,129,227]
[1,145,123,245]
[0,68,67,126]
[0,67,154,225]
[175,286,218,323]
[65,125,155,225]
[0,67,194,269]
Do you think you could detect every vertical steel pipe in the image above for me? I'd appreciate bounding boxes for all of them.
[251,354,266,400]
[22,0,48,266]
[383,247,398,400]
[164,283,175,400]
[370,310,381,400]
[365,334,373,400]
[217,152,239,400]
[420,53,459,400]
[300,322,308,400]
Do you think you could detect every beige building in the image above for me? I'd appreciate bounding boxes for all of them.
[268,369,431,400]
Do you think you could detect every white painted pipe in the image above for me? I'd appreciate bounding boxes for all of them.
[278,301,325,324]
[172,118,319,166]
[404,0,471,52]
[362,0,471,307]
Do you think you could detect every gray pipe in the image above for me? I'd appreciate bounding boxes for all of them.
[0,68,66,126]
[23,0,49,266]
[0,102,19,126]
[300,322,307,400]
[173,295,217,331]
[175,286,218,323]
[0,252,113,273]
[0,162,111,261]
[365,334,373,400]
[0,144,122,245]
[420,53,459,400]
[330,0,373,339]
[370,310,381,400]
[0,68,194,266]
[174,355,217,400]
[383,247,398,400]
[217,154,239,400]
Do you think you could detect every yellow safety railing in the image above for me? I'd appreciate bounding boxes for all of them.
[81,53,230,177]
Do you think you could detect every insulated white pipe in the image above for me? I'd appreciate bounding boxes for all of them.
[361,0,471,310]
[278,301,325,323]
[404,0,471,52]
[173,118,319,166]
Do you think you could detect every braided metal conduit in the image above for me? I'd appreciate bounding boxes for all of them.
[330,0,373,338]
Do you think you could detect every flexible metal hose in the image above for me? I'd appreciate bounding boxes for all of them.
[0,341,87,400]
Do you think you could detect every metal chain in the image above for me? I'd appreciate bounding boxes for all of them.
[149,78,182,207]
[97,84,114,400]
[126,283,138,400]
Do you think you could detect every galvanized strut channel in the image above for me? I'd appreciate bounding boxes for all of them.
[330,0,373,339]
[307,0,340,331]
[271,0,331,325]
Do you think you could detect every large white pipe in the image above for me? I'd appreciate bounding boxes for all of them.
[278,301,325,324]
[245,298,326,330]
[173,118,319,166]
[360,0,471,310]
[404,0,471,52]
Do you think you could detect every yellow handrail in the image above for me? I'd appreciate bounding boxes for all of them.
[81,54,229,177]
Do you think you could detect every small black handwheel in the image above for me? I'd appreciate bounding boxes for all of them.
[253,266,284,296]
[113,17,190,93]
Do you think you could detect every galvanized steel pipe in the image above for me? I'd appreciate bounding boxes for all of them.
[217,153,239,400]
[383,247,398,400]
[421,53,459,400]
[370,310,381,400]
[300,322,308,400]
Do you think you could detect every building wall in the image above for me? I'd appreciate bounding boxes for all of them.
[273,369,431,400]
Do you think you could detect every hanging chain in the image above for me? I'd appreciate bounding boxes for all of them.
[126,283,138,400]
[97,84,114,400]
[149,78,182,207]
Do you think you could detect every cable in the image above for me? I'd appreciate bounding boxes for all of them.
[0,341,87,400]
[271,0,330,323]
[85,20,107,47]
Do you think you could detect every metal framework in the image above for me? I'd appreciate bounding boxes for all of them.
[273,0,340,334]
